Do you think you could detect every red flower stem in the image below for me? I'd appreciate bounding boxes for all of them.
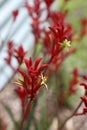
[19,77,34,130]
[58,101,82,130]
[19,99,32,130]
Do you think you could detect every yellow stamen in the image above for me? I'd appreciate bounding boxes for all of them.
[41,74,48,90]
[62,39,71,49]
[14,77,24,87]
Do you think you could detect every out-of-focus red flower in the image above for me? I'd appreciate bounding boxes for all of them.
[12,10,19,21]
[72,68,79,77]
[25,0,41,17]
[14,45,27,64]
[49,24,72,56]
[60,88,67,104]
[51,11,74,42]
[81,96,87,107]
[45,11,74,56]
[76,96,87,115]
[80,82,87,90]
[42,12,76,74]
[80,18,87,39]
[68,68,79,96]
[83,75,87,80]
[44,0,54,8]
[31,17,42,43]
[76,75,87,115]
[4,41,14,66]
[5,42,26,71]
[82,108,87,114]
[25,1,45,43]
[43,31,53,54]
[49,23,73,44]
[5,41,27,68]
[80,75,87,95]
[49,48,77,73]
[50,11,67,25]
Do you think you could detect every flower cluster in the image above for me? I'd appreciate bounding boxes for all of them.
[4,41,14,66]
[5,41,26,70]
[3,0,87,130]
[25,0,54,43]
[42,11,74,58]
[15,57,48,104]
[14,45,27,64]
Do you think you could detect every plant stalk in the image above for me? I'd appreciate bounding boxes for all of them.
[19,99,32,130]
[58,101,82,130]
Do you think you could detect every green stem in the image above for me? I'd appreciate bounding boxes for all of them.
[24,98,38,130]
[19,99,32,130]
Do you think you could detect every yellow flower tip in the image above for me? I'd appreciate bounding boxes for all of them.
[41,74,48,90]
[13,77,24,86]
[62,39,71,49]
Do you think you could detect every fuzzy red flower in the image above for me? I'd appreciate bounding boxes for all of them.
[44,0,54,8]
[12,10,19,21]
[81,96,87,107]
[68,68,79,96]
[50,11,67,25]
[80,18,87,38]
[4,41,14,66]
[80,82,87,90]
[31,17,42,43]
[76,74,87,115]
[14,45,27,64]
[45,11,74,56]
[5,43,26,70]
[78,96,87,115]
[80,75,87,95]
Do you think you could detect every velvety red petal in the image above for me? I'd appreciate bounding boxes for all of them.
[34,58,42,69]
[83,76,87,80]
[38,64,48,73]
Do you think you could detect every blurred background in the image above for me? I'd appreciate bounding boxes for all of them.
[0,0,87,130]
